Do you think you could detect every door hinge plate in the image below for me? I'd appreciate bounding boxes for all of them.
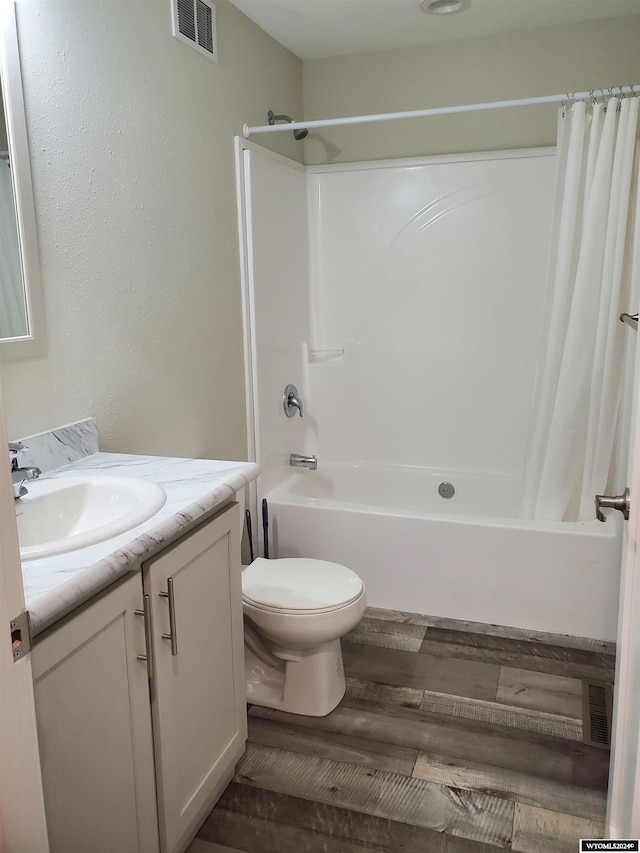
[10,610,32,662]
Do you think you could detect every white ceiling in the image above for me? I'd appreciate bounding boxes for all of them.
[227,0,640,60]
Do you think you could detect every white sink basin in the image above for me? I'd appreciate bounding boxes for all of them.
[16,475,167,561]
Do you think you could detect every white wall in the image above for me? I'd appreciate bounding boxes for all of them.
[0,0,302,460]
[303,16,640,165]
[307,150,556,476]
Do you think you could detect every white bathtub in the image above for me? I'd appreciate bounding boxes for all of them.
[260,464,622,641]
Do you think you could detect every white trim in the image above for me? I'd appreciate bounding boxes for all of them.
[607,383,640,834]
[234,138,258,469]
[234,137,261,558]
[307,146,556,175]
[0,0,45,359]
[236,136,307,172]
[606,143,640,837]
[0,372,49,849]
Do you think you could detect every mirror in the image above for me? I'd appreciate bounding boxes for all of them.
[0,98,27,339]
[0,2,45,358]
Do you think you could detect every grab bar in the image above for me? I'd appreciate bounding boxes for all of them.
[620,312,638,330]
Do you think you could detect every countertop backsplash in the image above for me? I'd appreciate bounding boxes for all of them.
[12,418,99,474]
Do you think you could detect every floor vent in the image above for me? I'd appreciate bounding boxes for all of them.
[582,680,613,749]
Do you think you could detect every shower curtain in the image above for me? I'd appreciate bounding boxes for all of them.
[0,161,27,339]
[521,95,640,522]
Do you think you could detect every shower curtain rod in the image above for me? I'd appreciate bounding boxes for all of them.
[242,84,640,138]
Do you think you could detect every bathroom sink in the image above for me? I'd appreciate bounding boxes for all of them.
[16,475,167,561]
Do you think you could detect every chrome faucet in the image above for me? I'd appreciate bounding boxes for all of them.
[283,384,304,418]
[9,442,41,498]
[290,453,317,471]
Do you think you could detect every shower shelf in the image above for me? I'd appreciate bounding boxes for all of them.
[620,312,638,330]
[308,348,345,364]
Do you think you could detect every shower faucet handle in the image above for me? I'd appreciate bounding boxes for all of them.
[283,384,304,418]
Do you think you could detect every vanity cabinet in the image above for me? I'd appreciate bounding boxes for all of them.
[31,571,159,853]
[144,502,246,853]
[31,502,246,853]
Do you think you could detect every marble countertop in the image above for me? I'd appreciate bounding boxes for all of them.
[23,452,260,636]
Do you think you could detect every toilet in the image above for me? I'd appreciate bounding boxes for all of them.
[242,557,366,717]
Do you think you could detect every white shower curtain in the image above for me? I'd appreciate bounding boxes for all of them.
[0,161,27,339]
[521,95,640,522]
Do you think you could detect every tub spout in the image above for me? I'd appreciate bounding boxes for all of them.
[290,453,317,470]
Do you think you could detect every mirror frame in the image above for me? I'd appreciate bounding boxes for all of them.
[0,0,45,359]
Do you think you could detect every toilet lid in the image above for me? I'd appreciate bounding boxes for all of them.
[242,557,363,612]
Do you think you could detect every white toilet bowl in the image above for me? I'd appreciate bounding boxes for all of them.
[242,557,366,717]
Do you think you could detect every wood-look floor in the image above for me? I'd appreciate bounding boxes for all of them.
[187,840,243,853]
[197,607,615,852]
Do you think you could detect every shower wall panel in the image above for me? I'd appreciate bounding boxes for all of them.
[308,150,556,477]
[242,146,311,468]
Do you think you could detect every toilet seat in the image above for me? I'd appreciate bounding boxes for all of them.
[243,592,365,617]
[242,557,363,612]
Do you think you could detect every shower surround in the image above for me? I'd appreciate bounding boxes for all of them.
[237,141,626,641]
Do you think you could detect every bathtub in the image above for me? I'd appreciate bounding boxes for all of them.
[260,464,622,641]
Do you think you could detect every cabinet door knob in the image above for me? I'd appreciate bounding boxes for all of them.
[159,577,179,656]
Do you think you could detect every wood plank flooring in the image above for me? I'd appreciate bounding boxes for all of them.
[187,840,243,853]
[197,608,615,852]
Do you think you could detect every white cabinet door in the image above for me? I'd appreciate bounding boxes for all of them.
[31,572,159,853]
[145,503,246,853]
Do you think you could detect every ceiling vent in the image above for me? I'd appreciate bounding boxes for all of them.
[171,0,217,62]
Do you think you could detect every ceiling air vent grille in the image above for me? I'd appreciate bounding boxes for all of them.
[171,0,217,62]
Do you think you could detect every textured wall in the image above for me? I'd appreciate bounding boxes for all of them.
[303,16,640,164]
[1,0,302,459]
